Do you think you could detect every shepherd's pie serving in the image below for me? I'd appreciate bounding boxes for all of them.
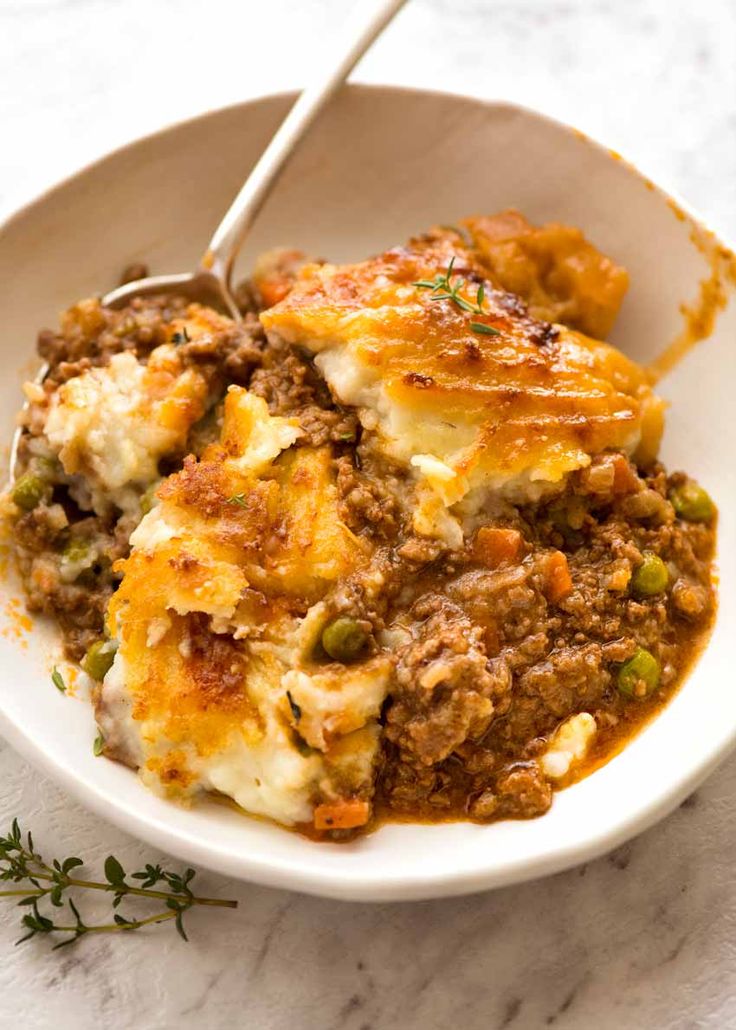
[5,213,716,837]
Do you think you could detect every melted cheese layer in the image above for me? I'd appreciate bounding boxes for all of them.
[98,387,389,826]
[262,227,664,537]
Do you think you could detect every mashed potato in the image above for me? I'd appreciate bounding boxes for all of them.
[35,301,243,514]
[540,713,598,780]
[98,387,389,827]
[262,221,664,544]
[44,346,209,511]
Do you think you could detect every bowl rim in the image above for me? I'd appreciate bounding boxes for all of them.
[2,81,733,256]
[0,82,734,902]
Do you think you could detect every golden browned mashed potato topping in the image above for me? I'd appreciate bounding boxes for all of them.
[5,211,716,838]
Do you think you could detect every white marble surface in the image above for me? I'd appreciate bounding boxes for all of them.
[1,1,736,1027]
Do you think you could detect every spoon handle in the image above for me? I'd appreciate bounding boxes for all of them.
[201,0,408,286]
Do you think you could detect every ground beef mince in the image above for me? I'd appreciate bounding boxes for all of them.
[374,458,715,822]
[176,310,265,385]
[38,293,265,389]
[38,294,190,386]
[6,256,717,835]
[334,449,406,542]
[386,601,501,766]
[249,338,359,447]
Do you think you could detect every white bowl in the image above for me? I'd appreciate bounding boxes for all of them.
[0,85,734,901]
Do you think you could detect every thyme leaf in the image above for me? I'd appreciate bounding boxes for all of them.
[171,327,191,345]
[469,321,500,336]
[413,259,501,336]
[286,690,302,722]
[51,668,66,694]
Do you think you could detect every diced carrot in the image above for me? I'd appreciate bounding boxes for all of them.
[483,623,500,656]
[257,276,292,309]
[473,526,523,568]
[545,550,573,603]
[313,799,371,831]
[611,453,639,495]
[253,248,306,308]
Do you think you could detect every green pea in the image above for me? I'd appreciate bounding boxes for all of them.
[60,537,95,583]
[11,472,48,512]
[321,617,368,663]
[617,647,660,700]
[83,639,118,681]
[62,536,91,563]
[669,479,715,523]
[630,552,669,598]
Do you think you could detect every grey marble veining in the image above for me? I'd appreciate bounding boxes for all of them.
[1,1,735,1027]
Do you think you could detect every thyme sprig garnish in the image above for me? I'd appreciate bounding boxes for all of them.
[227,493,248,508]
[413,257,500,336]
[0,820,237,948]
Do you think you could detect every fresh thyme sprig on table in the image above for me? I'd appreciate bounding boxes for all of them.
[413,257,501,336]
[0,820,237,948]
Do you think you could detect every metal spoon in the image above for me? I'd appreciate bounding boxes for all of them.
[10,0,407,480]
[105,0,407,317]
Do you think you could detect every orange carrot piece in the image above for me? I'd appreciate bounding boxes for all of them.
[473,527,523,568]
[483,623,500,656]
[611,453,639,495]
[314,799,371,831]
[546,550,573,603]
[257,277,292,309]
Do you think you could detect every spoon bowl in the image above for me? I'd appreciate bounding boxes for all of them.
[102,270,239,317]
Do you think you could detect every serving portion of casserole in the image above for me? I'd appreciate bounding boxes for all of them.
[6,213,716,836]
